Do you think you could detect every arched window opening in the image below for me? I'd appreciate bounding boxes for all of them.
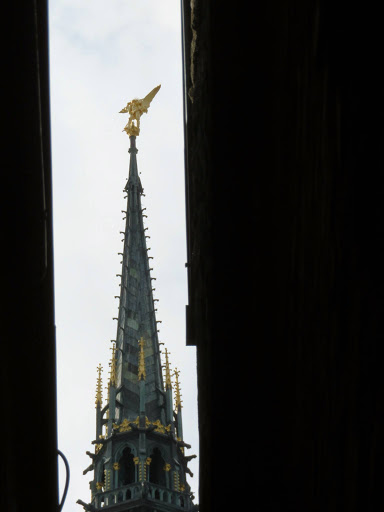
[148,448,166,487]
[126,488,131,500]
[118,447,135,486]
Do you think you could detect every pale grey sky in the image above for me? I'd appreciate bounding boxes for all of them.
[49,2,198,510]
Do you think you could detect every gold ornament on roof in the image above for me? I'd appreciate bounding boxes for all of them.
[95,364,103,408]
[105,469,111,491]
[152,419,171,434]
[174,368,182,409]
[177,436,184,454]
[119,85,161,136]
[173,471,180,491]
[95,434,105,454]
[118,418,132,433]
[109,343,117,387]
[138,337,146,380]
[152,419,165,433]
[164,348,172,390]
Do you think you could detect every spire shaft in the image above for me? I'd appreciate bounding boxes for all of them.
[113,136,164,422]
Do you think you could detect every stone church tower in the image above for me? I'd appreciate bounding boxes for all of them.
[77,97,197,511]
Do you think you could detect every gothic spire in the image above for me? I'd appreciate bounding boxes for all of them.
[113,135,164,423]
[78,91,197,511]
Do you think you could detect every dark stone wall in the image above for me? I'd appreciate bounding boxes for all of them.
[2,3,58,512]
[183,1,384,511]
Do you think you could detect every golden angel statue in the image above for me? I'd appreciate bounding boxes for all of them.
[119,85,161,136]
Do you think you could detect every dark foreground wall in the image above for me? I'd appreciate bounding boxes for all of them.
[183,1,384,511]
[1,3,58,512]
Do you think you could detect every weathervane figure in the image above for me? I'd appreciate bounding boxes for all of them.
[119,84,161,136]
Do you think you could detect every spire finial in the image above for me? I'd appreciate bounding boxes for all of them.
[109,343,117,387]
[164,348,172,390]
[138,337,146,380]
[95,364,103,408]
[174,367,182,409]
[119,85,161,136]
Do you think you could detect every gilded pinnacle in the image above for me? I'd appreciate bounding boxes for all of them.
[174,368,182,409]
[95,364,103,408]
[109,343,117,387]
[138,337,146,380]
[119,85,161,137]
[164,348,172,390]
[105,380,110,401]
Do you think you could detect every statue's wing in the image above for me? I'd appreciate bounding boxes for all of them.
[141,84,161,109]
[119,103,130,113]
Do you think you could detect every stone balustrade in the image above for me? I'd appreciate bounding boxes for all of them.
[94,482,191,509]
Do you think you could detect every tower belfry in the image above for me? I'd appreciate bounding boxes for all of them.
[77,86,197,512]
